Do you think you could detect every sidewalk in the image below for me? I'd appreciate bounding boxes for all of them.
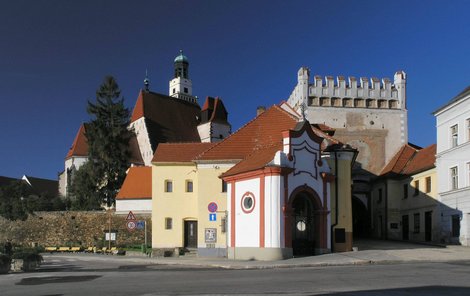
[142,239,470,269]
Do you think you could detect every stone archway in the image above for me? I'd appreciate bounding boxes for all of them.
[352,195,370,238]
[288,187,327,256]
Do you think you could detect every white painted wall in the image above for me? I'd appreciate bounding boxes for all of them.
[116,199,152,214]
[435,90,470,245]
[264,175,281,248]
[129,118,153,166]
[234,178,260,247]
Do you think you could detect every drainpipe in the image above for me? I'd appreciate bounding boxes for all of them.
[330,150,339,252]
[385,181,388,240]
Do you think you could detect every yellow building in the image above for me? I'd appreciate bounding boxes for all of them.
[152,104,357,259]
[371,144,439,243]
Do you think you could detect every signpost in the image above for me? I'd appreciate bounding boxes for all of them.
[125,212,147,253]
[209,213,216,221]
[208,202,218,213]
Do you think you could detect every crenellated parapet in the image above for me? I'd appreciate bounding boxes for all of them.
[288,67,406,111]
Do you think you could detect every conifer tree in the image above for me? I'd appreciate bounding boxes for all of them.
[84,76,131,207]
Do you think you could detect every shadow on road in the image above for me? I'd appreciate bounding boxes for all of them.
[317,286,470,296]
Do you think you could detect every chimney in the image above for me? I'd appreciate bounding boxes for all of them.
[257,106,266,116]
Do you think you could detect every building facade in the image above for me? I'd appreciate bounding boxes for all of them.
[151,104,357,260]
[287,67,408,237]
[434,86,470,245]
[371,144,440,243]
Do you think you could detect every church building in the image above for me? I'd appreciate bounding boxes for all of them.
[59,51,231,208]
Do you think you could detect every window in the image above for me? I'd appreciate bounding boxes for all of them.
[165,180,173,192]
[413,213,420,233]
[165,218,172,230]
[425,176,431,193]
[241,192,255,213]
[450,167,458,190]
[468,163,470,187]
[451,124,458,148]
[377,188,382,203]
[222,180,227,193]
[467,119,470,142]
[413,180,419,196]
[184,87,188,93]
[452,214,460,237]
[403,184,408,199]
[172,88,176,94]
[186,180,193,192]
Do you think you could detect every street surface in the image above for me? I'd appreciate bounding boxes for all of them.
[1,253,470,295]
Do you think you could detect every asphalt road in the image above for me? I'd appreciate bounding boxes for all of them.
[2,254,470,296]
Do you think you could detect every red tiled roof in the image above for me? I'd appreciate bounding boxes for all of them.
[221,144,282,177]
[116,167,152,200]
[403,144,436,175]
[65,124,88,159]
[130,91,202,151]
[380,143,435,176]
[196,105,299,161]
[152,142,215,163]
[65,124,144,165]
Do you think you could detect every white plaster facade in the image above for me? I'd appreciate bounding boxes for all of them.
[197,122,231,143]
[435,87,470,245]
[129,117,153,166]
[115,199,152,214]
[225,125,332,260]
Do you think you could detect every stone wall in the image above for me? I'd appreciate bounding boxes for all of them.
[0,211,151,248]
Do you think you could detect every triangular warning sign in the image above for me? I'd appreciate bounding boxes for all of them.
[126,211,136,221]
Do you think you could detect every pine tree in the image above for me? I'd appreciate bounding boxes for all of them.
[84,76,131,207]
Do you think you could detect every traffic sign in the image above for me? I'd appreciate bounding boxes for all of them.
[136,220,145,230]
[208,202,218,213]
[209,213,216,221]
[126,211,137,221]
[126,220,136,231]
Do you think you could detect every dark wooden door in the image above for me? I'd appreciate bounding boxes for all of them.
[402,215,409,240]
[425,211,432,242]
[184,221,198,248]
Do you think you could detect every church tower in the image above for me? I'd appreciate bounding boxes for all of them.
[169,50,197,104]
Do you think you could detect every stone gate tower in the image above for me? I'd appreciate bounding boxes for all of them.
[287,67,408,235]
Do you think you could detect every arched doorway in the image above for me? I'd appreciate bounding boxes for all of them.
[352,195,369,238]
[289,188,324,257]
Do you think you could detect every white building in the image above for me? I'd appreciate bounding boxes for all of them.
[434,86,470,245]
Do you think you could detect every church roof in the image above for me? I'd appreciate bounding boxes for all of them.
[152,142,215,163]
[116,166,152,200]
[66,124,88,159]
[65,123,144,165]
[174,50,188,63]
[130,90,201,151]
[380,143,435,176]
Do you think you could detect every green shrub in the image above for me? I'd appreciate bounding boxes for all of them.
[0,254,11,265]
[11,252,43,262]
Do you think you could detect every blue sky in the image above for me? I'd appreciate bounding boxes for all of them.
[1,0,469,180]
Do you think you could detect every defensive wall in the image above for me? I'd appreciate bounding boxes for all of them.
[0,211,151,248]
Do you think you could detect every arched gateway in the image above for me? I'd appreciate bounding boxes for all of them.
[289,187,327,256]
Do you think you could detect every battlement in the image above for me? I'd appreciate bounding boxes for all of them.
[288,67,406,111]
